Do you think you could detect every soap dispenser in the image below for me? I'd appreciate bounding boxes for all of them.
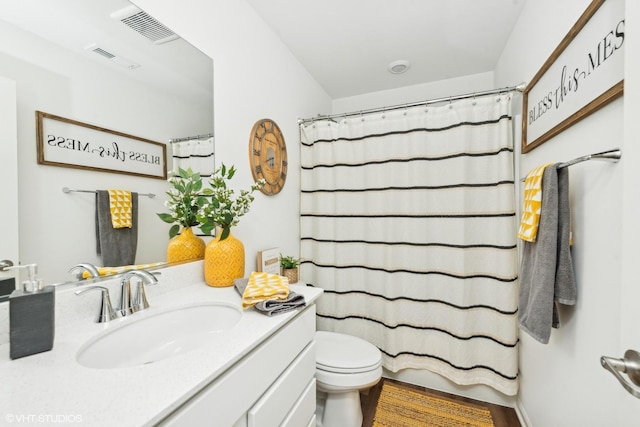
[7,264,55,359]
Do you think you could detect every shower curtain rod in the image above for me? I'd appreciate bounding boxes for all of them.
[297,82,527,125]
[169,133,214,143]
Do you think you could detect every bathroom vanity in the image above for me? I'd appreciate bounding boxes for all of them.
[0,261,323,426]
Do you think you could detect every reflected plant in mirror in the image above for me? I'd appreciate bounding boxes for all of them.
[157,168,208,238]
[158,168,209,263]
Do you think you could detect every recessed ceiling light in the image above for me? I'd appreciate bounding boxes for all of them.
[388,60,411,74]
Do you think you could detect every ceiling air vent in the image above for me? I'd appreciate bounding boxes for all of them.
[110,5,179,45]
[85,44,140,70]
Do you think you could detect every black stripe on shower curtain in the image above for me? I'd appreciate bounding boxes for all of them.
[299,94,519,395]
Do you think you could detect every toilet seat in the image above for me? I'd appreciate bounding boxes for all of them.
[315,331,382,374]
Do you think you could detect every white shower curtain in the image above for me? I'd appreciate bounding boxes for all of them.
[300,95,519,395]
[171,136,215,177]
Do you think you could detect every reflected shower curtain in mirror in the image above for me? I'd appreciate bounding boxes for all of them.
[299,95,519,395]
[171,136,215,177]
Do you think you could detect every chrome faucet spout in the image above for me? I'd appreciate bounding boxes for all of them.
[119,280,136,317]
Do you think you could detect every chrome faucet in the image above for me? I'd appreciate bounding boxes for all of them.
[69,263,100,280]
[119,270,159,316]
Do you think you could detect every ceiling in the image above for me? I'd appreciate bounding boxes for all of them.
[1,0,527,101]
[245,0,527,98]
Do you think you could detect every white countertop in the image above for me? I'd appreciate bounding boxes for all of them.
[0,262,322,426]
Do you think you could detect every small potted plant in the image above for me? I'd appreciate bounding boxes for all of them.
[280,254,301,284]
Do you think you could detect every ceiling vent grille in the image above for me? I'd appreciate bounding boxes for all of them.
[110,5,179,45]
[85,44,140,70]
[92,47,116,59]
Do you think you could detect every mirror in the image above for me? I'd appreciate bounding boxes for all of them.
[0,0,213,287]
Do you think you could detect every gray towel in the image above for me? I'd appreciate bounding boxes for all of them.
[234,278,306,316]
[95,190,138,267]
[518,164,576,344]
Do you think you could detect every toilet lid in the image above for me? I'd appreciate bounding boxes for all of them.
[315,331,382,373]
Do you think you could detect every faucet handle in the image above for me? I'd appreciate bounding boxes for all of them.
[75,286,118,323]
[132,275,160,311]
[120,270,159,316]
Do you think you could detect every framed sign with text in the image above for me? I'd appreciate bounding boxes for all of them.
[522,0,624,153]
[36,111,167,179]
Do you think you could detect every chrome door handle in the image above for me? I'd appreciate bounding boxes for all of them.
[0,260,14,271]
[601,350,640,399]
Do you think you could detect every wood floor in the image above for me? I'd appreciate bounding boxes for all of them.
[360,378,521,427]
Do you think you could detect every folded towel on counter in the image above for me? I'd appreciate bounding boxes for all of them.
[96,190,138,267]
[254,293,306,316]
[518,163,553,242]
[518,164,576,344]
[80,262,168,279]
[108,189,133,228]
[235,272,289,309]
[234,277,305,316]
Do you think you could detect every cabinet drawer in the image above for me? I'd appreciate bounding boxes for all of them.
[248,342,315,427]
[281,378,316,427]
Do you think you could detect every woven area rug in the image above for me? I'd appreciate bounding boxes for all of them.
[372,381,495,427]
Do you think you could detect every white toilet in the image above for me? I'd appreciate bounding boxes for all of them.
[315,331,383,427]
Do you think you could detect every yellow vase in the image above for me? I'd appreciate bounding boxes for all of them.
[166,227,206,263]
[204,230,245,287]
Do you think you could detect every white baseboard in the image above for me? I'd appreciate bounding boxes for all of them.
[515,398,532,427]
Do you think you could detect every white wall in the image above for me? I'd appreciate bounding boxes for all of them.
[495,0,632,425]
[0,20,212,283]
[132,0,332,276]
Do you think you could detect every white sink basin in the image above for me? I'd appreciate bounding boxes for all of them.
[77,302,242,369]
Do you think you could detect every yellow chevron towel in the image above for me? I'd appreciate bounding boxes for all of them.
[108,189,133,228]
[518,163,553,242]
[242,271,289,309]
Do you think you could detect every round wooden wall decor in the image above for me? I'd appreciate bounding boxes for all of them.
[249,118,287,196]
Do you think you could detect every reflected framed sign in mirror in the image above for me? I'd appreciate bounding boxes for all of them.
[36,111,167,180]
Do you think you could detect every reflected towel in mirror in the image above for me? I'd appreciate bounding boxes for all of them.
[95,190,138,267]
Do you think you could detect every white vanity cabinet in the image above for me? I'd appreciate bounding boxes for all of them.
[159,305,317,427]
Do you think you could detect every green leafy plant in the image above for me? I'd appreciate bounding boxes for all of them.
[157,167,208,238]
[279,254,301,269]
[197,164,265,241]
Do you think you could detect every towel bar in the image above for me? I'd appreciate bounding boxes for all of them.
[520,148,621,182]
[62,187,156,198]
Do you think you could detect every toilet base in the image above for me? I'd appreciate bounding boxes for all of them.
[315,389,363,427]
